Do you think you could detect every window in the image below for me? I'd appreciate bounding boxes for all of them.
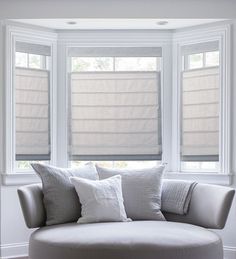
[205,51,219,67]
[188,53,203,69]
[71,57,113,72]
[180,41,220,172]
[14,41,51,170]
[68,47,162,167]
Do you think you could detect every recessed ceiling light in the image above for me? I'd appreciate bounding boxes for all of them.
[67,21,77,25]
[156,21,168,26]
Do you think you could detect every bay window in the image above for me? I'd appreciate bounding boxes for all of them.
[3,23,231,185]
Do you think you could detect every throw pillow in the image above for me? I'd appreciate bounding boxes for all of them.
[31,162,98,225]
[70,175,131,224]
[96,165,165,221]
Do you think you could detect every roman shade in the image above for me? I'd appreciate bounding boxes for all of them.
[69,71,161,161]
[15,41,51,161]
[181,67,219,161]
[15,68,50,160]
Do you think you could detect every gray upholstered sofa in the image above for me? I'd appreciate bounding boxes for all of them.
[18,183,234,259]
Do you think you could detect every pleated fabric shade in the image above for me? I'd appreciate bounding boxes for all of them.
[181,67,219,161]
[15,68,50,160]
[69,71,162,161]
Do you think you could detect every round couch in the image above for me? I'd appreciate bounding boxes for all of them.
[18,183,234,259]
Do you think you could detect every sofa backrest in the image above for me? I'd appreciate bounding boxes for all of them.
[164,183,234,229]
[18,182,234,229]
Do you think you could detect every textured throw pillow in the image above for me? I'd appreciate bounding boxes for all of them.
[70,175,131,224]
[96,165,165,221]
[31,162,98,225]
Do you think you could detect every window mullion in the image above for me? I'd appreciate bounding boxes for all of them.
[203,52,206,67]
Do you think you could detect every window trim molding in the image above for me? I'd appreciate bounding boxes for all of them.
[3,24,57,183]
[172,23,232,175]
[165,172,233,186]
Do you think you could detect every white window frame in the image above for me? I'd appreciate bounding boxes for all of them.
[57,31,173,171]
[3,25,57,185]
[171,23,232,184]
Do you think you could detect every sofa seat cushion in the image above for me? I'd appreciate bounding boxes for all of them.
[30,221,223,259]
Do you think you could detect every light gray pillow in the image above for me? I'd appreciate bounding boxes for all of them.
[96,165,165,221]
[70,175,131,224]
[31,162,98,226]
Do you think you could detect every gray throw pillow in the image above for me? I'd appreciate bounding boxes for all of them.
[96,165,165,221]
[31,162,98,226]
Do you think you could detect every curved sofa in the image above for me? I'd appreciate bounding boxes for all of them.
[18,183,235,259]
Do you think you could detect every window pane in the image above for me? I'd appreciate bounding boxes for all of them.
[16,161,49,170]
[71,161,114,168]
[114,161,160,168]
[181,161,219,172]
[15,52,27,67]
[70,161,160,169]
[205,51,219,67]
[71,57,113,72]
[29,54,41,69]
[115,57,157,71]
[188,53,203,69]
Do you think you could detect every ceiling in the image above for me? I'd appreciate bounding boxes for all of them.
[10,19,225,30]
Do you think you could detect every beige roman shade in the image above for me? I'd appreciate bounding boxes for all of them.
[181,67,219,161]
[69,71,162,160]
[15,41,51,161]
[15,68,50,160]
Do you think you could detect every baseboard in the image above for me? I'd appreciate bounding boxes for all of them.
[0,242,28,259]
[224,246,236,259]
[0,242,235,259]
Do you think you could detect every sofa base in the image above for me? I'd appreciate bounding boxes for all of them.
[29,221,223,259]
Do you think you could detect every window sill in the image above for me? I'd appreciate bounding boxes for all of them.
[165,172,233,186]
[1,170,233,186]
[1,172,40,186]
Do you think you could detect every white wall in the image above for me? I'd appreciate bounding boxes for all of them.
[0,1,236,259]
[0,186,34,258]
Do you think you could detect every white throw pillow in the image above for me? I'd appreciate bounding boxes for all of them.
[96,165,165,221]
[70,175,131,224]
